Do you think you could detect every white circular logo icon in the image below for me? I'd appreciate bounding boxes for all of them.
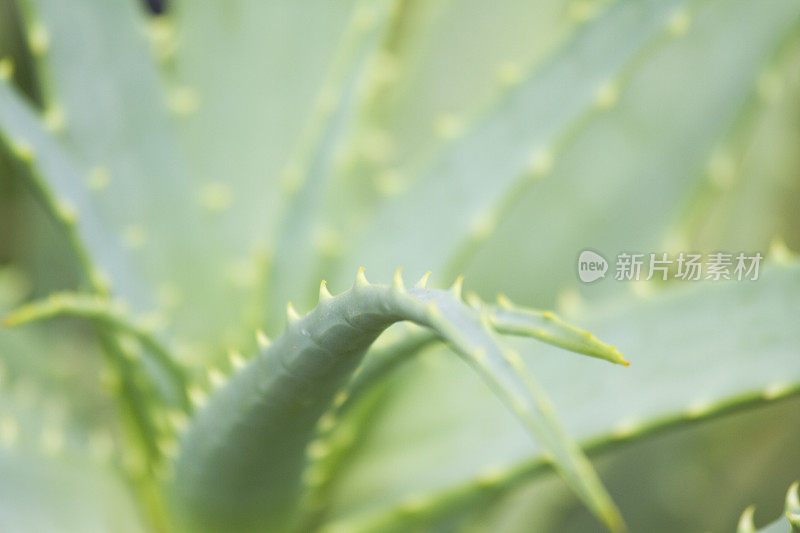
[577,250,608,283]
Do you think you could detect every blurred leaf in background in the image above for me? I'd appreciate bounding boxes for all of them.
[0,0,798,531]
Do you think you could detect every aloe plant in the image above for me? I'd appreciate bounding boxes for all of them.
[0,0,799,531]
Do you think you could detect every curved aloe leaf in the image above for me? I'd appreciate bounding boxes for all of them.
[682,30,800,254]
[296,291,628,526]
[262,0,399,333]
[317,261,800,528]
[172,270,624,532]
[0,77,147,305]
[2,291,189,412]
[13,0,251,357]
[320,293,627,433]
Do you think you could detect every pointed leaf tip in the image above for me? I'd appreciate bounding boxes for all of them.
[392,268,405,290]
[319,280,333,302]
[416,270,432,288]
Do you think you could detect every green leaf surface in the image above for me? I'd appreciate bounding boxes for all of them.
[319,262,800,526]
[328,0,690,285]
[172,273,623,532]
[169,0,359,255]
[0,78,149,306]
[17,0,247,359]
[462,0,800,308]
[0,447,144,533]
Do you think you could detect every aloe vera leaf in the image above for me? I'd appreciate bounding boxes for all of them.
[339,0,615,192]
[0,336,117,453]
[311,0,609,261]
[317,261,800,525]
[261,0,399,334]
[301,293,626,526]
[169,0,358,254]
[0,1,42,105]
[172,271,624,532]
[680,32,800,254]
[327,294,627,424]
[0,79,184,477]
[0,79,150,304]
[0,292,146,532]
[13,0,256,359]
[461,0,800,306]
[326,0,689,286]
[0,333,126,472]
[0,447,146,533]
[0,372,145,532]
[2,291,190,411]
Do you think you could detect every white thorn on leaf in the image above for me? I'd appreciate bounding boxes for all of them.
[465,291,482,309]
[316,413,336,433]
[787,482,800,512]
[667,7,691,36]
[10,138,35,162]
[286,302,301,323]
[496,293,513,309]
[319,280,333,302]
[229,349,246,370]
[43,103,66,132]
[768,236,793,264]
[255,330,270,349]
[199,182,233,213]
[168,86,201,116]
[122,224,148,250]
[0,56,14,80]
[737,505,756,533]
[189,386,208,408]
[415,270,432,289]
[594,80,620,109]
[355,267,369,288]
[450,275,464,299]
[333,391,348,408]
[208,368,226,389]
[87,166,111,191]
[392,267,405,291]
[28,22,50,56]
[167,409,189,432]
[306,439,329,460]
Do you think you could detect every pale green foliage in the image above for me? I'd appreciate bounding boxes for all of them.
[0,0,799,531]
